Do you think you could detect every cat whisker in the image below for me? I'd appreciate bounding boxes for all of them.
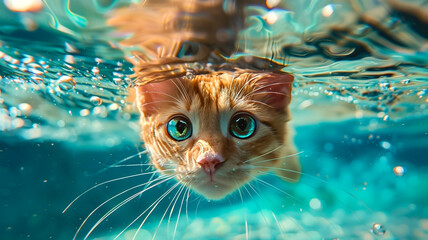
[242,80,288,99]
[246,91,289,99]
[151,133,177,161]
[184,182,192,222]
[244,182,286,239]
[271,211,286,239]
[245,172,302,204]
[194,194,203,217]
[111,163,175,168]
[84,177,174,240]
[152,184,186,240]
[246,175,309,237]
[172,78,191,104]
[108,181,179,239]
[173,184,188,240]
[116,181,182,240]
[243,145,283,163]
[234,178,249,240]
[242,175,311,237]
[247,150,304,165]
[141,90,182,103]
[254,166,373,220]
[241,184,271,224]
[93,150,148,174]
[167,184,186,239]
[73,175,173,240]
[245,99,273,108]
[229,72,239,102]
[63,170,169,213]
[139,100,179,108]
[251,166,301,183]
[139,169,166,199]
[233,73,260,102]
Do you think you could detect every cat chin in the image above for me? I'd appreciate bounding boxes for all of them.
[192,183,236,200]
[189,175,248,200]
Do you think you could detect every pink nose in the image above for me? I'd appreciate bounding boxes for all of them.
[196,153,225,176]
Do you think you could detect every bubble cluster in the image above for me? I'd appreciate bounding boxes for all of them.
[0,36,138,145]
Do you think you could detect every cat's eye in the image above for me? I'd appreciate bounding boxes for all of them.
[229,113,257,139]
[167,116,192,141]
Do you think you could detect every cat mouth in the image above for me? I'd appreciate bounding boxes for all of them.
[192,175,240,200]
[200,170,232,187]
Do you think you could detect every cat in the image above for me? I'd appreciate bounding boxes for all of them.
[108,0,301,200]
[136,70,301,199]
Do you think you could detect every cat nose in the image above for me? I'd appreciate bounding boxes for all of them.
[196,153,225,175]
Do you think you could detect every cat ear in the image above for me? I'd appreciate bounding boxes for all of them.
[252,72,294,112]
[136,79,180,116]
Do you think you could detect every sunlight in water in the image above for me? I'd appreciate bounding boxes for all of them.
[3,0,43,12]
[321,4,334,17]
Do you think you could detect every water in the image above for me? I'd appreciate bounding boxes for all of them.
[1,0,428,239]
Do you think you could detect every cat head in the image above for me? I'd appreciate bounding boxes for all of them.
[136,70,298,200]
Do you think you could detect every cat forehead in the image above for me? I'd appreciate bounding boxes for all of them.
[191,72,257,88]
[184,72,260,105]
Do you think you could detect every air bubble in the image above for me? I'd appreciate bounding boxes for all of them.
[57,76,76,92]
[93,106,107,118]
[393,166,407,177]
[90,96,102,106]
[266,0,280,8]
[12,118,25,129]
[322,4,334,17]
[370,223,386,236]
[264,10,279,25]
[380,141,391,149]
[113,78,123,85]
[309,198,322,210]
[18,103,32,116]
[64,55,75,64]
[9,107,21,117]
[22,57,34,64]
[57,120,65,127]
[80,109,90,117]
[383,114,389,121]
[186,69,194,79]
[113,72,124,78]
[65,42,79,53]
[400,79,410,84]
[92,67,100,75]
[108,103,119,111]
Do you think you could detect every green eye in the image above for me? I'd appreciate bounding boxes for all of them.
[167,116,192,141]
[229,113,257,139]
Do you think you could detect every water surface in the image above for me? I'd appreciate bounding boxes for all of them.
[1,0,427,239]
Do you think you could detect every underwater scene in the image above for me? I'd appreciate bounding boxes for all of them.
[1,0,427,239]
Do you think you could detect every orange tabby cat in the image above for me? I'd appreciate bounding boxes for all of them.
[109,0,301,200]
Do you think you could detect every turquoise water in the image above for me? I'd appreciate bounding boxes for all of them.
[1,0,428,239]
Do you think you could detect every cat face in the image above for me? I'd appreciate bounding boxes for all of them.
[136,71,299,200]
